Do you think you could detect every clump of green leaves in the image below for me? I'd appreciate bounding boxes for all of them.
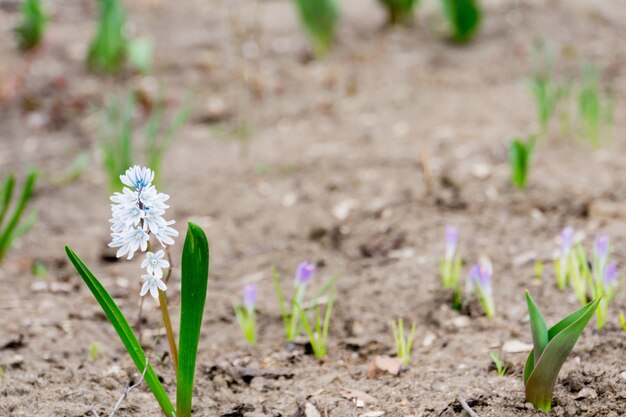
[528,42,567,135]
[0,170,37,264]
[297,290,335,359]
[508,135,535,189]
[66,222,209,417]
[87,0,128,73]
[489,352,508,377]
[232,283,257,345]
[14,0,47,51]
[378,0,419,26]
[578,65,613,148]
[294,0,338,57]
[524,291,599,411]
[391,319,416,366]
[439,0,482,43]
[100,91,192,192]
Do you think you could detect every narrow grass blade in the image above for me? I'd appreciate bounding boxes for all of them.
[0,170,37,261]
[524,297,600,411]
[65,246,175,415]
[0,174,15,229]
[177,222,210,417]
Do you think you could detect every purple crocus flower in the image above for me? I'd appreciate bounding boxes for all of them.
[604,263,618,288]
[594,234,610,263]
[295,261,316,285]
[445,225,459,260]
[469,263,492,291]
[243,283,257,310]
[559,226,574,256]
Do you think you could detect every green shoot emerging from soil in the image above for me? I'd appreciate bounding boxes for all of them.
[391,319,416,366]
[508,135,535,189]
[297,289,335,359]
[99,92,192,191]
[489,352,507,377]
[524,291,599,412]
[378,0,420,26]
[439,0,482,43]
[0,170,38,265]
[233,283,257,345]
[619,312,626,331]
[87,0,128,73]
[90,342,100,361]
[14,0,47,52]
[528,42,566,135]
[578,65,613,148]
[294,0,338,58]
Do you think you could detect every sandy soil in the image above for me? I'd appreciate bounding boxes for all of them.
[1,0,626,416]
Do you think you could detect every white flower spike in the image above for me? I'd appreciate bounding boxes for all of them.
[108,165,177,296]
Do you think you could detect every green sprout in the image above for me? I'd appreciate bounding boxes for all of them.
[99,91,192,192]
[66,222,209,417]
[297,290,335,359]
[273,263,337,342]
[14,0,47,52]
[294,0,338,58]
[90,341,101,361]
[439,0,482,43]
[127,38,154,75]
[534,260,543,279]
[566,244,591,306]
[489,352,508,377]
[87,0,128,73]
[619,312,626,331]
[391,319,416,366]
[232,283,257,345]
[31,260,48,279]
[508,135,535,189]
[440,225,462,310]
[578,65,613,148]
[0,170,38,265]
[378,0,420,26]
[524,291,600,412]
[528,42,567,135]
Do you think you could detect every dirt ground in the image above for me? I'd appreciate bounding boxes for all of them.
[2,0,626,416]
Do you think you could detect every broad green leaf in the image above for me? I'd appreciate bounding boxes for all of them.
[524,297,600,411]
[177,223,210,417]
[65,246,175,415]
[525,291,548,375]
[0,170,37,262]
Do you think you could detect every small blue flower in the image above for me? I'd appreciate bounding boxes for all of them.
[604,262,618,288]
[594,234,609,264]
[559,227,574,257]
[295,261,316,285]
[120,165,155,190]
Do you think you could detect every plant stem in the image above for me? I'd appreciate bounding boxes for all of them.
[158,289,178,375]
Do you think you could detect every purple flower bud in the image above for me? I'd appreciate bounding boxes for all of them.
[594,234,609,262]
[295,261,316,285]
[243,283,257,310]
[559,226,574,256]
[469,263,492,291]
[604,263,618,288]
[445,225,459,260]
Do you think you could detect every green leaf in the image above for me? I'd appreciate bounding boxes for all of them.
[524,297,600,411]
[177,223,210,417]
[294,0,338,57]
[65,246,175,415]
[0,170,37,262]
[440,0,482,43]
[0,174,15,229]
[525,291,548,376]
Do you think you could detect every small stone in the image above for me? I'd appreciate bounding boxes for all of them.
[332,199,359,220]
[304,403,321,417]
[575,387,597,400]
[360,412,385,417]
[450,316,470,328]
[620,371,626,381]
[422,333,436,347]
[471,163,492,180]
[502,340,533,353]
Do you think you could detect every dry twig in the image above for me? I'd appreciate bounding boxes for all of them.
[91,359,150,417]
[457,396,480,417]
